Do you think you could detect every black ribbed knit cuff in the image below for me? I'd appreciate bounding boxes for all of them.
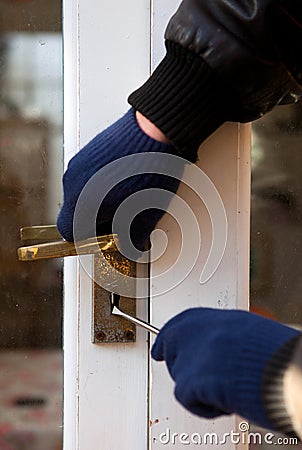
[262,334,301,438]
[128,41,235,162]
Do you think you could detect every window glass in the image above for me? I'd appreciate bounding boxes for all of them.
[0,5,63,449]
[250,102,302,449]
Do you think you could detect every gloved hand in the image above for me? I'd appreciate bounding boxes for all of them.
[57,108,185,254]
[151,307,301,430]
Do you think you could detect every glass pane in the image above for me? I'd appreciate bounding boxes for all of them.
[250,103,302,448]
[0,4,63,449]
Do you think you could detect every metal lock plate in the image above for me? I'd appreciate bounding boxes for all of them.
[17,226,138,343]
[93,251,136,343]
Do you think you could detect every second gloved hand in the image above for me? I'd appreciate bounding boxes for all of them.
[151,308,301,430]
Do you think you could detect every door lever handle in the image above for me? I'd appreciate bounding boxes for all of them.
[110,293,159,335]
[17,225,118,261]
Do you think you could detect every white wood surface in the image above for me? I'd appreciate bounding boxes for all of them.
[77,0,151,446]
[149,123,251,449]
[63,0,151,449]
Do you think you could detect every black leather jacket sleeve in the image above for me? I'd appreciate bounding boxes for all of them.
[129,0,302,159]
[165,0,302,115]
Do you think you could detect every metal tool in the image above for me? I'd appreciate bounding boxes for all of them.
[110,293,159,335]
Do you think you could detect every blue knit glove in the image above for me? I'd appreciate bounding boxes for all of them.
[57,108,184,253]
[151,308,301,429]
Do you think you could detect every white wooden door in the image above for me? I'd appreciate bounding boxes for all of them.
[63,0,251,448]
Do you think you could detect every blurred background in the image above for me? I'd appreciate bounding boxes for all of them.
[250,102,302,449]
[251,103,302,328]
[0,1,63,449]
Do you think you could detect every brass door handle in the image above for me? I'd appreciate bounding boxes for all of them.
[17,225,118,261]
[20,225,62,241]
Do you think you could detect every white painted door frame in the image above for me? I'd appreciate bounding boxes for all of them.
[62,1,251,448]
